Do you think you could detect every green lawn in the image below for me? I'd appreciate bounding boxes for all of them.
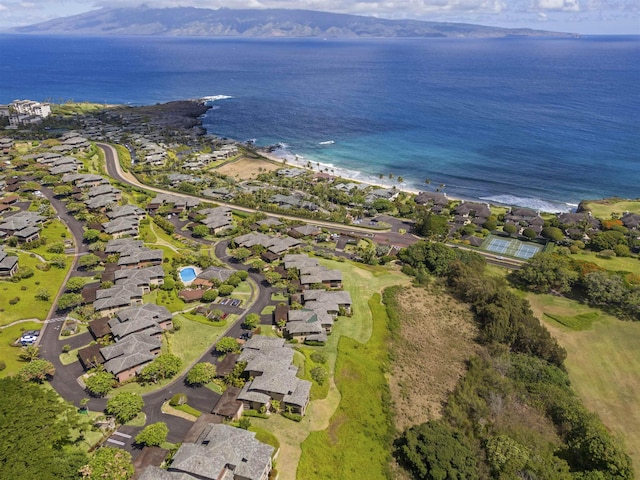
[581,199,640,220]
[30,219,72,260]
[165,316,228,367]
[0,253,71,325]
[144,289,187,313]
[571,249,639,274]
[0,321,43,378]
[117,317,226,396]
[529,293,640,471]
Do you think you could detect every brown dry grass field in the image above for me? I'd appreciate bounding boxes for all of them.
[528,293,640,472]
[389,285,480,432]
[215,156,282,181]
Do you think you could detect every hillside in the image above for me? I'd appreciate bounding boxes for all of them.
[11,6,575,38]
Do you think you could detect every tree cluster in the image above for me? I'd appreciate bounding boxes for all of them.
[393,244,633,479]
[515,252,640,320]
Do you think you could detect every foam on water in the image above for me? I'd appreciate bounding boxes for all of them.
[479,195,575,213]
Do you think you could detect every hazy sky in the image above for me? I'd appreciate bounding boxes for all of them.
[0,0,638,34]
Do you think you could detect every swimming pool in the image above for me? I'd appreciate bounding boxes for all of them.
[179,267,197,283]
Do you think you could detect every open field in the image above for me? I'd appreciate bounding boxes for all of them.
[581,199,640,219]
[214,156,282,181]
[0,321,43,378]
[0,252,71,325]
[389,285,479,431]
[528,293,640,471]
[570,249,640,273]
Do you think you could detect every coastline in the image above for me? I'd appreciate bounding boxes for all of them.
[254,147,579,213]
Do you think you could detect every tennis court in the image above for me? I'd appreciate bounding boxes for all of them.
[482,235,543,260]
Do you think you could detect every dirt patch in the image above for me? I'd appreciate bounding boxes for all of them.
[389,285,480,432]
[215,156,282,181]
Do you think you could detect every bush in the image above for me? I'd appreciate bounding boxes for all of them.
[202,289,218,302]
[61,344,71,353]
[169,393,187,407]
[9,297,20,305]
[310,366,328,385]
[281,411,302,422]
[218,284,234,296]
[310,352,328,364]
[0,360,6,371]
[243,409,269,419]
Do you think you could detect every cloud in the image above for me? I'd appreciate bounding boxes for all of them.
[536,0,580,12]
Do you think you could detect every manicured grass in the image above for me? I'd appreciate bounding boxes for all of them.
[175,403,202,417]
[144,289,187,313]
[297,294,394,480]
[581,199,640,219]
[30,219,72,260]
[543,312,600,331]
[164,316,228,367]
[271,292,287,302]
[179,312,227,328]
[529,293,640,471]
[571,249,639,274]
[260,306,275,315]
[249,425,280,451]
[59,345,82,365]
[125,412,146,427]
[0,321,42,378]
[0,253,71,325]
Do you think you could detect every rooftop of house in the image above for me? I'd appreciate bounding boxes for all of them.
[161,424,274,480]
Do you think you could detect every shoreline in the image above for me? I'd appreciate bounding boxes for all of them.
[255,147,579,213]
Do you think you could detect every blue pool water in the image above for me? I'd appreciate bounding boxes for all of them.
[179,267,197,283]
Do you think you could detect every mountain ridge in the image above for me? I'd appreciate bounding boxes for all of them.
[11,6,577,38]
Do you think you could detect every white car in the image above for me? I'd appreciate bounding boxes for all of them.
[20,335,38,345]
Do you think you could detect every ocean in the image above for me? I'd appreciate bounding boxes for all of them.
[1,34,638,211]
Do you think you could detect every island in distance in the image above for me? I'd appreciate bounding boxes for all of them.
[11,6,577,38]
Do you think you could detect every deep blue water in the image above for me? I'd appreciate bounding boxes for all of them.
[1,34,638,211]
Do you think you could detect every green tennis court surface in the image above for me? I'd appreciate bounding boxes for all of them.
[481,235,543,259]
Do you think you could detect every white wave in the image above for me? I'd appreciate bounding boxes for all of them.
[319,140,335,145]
[480,194,574,213]
[201,95,233,103]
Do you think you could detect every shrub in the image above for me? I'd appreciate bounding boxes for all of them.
[0,360,6,371]
[9,297,20,305]
[281,411,302,422]
[61,344,71,353]
[218,284,234,296]
[243,409,269,419]
[169,393,187,407]
[202,289,218,302]
[310,352,328,364]
[310,366,328,385]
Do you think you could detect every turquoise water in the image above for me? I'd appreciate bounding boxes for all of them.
[1,34,638,210]
[179,267,197,283]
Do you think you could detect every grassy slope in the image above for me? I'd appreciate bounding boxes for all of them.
[250,259,409,480]
[528,293,640,471]
[581,199,640,219]
[297,294,393,480]
[0,253,71,325]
